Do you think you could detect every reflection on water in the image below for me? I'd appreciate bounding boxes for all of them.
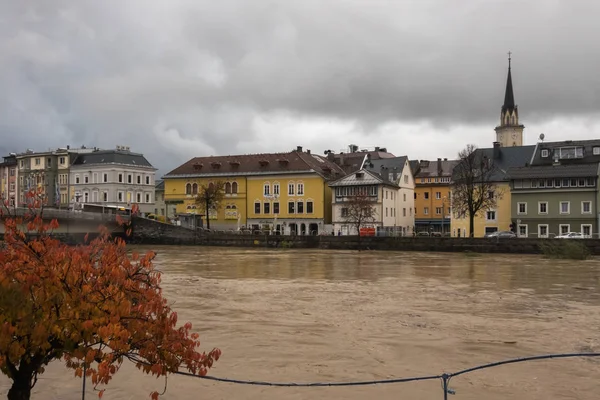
[2,246,600,400]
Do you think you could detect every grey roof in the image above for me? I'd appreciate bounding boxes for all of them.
[508,163,599,180]
[412,159,459,178]
[476,145,536,181]
[364,156,409,173]
[329,150,396,173]
[531,139,600,166]
[155,180,165,191]
[71,150,155,169]
[329,169,397,187]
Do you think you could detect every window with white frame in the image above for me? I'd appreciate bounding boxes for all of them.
[297,201,304,213]
[145,193,151,203]
[137,175,141,184]
[486,210,496,221]
[146,176,150,185]
[84,175,89,184]
[103,192,108,202]
[435,192,441,199]
[288,182,295,195]
[128,174,132,184]
[297,183,304,195]
[118,173,123,183]
[518,224,528,237]
[75,175,80,184]
[424,192,429,199]
[538,224,549,238]
[264,183,270,196]
[581,224,592,237]
[559,224,570,235]
[136,193,142,203]
[582,201,592,214]
[273,183,280,195]
[538,202,548,214]
[118,192,123,202]
[424,207,429,215]
[541,149,549,158]
[103,173,108,183]
[254,201,261,214]
[559,201,570,214]
[435,207,442,215]
[517,202,527,215]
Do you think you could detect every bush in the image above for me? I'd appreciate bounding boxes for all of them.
[538,239,591,260]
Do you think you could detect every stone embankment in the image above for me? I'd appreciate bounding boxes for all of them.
[130,217,600,255]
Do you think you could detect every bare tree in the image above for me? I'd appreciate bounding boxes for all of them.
[195,181,225,230]
[452,144,501,237]
[343,191,378,237]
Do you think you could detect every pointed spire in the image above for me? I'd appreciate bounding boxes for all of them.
[502,52,515,112]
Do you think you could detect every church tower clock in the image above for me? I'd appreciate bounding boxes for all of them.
[494,53,524,147]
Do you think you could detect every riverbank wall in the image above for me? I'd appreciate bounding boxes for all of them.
[130,217,600,255]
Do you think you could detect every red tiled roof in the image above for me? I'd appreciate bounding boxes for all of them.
[164,151,345,180]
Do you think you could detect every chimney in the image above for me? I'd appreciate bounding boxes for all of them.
[375,146,380,151]
[437,158,443,176]
[306,149,311,154]
[296,146,303,152]
[67,145,70,150]
[493,142,501,159]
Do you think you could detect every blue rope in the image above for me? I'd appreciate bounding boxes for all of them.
[449,352,600,378]
[172,352,600,387]
[173,369,443,386]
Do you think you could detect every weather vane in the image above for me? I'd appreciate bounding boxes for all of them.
[508,51,512,68]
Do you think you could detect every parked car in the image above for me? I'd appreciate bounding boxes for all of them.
[416,231,430,237]
[555,232,584,239]
[484,231,517,239]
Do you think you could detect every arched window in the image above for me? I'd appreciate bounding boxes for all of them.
[186,183,192,195]
[232,182,238,194]
[225,182,232,194]
[231,204,237,209]
[192,183,198,195]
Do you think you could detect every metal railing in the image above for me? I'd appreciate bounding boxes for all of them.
[3,207,127,223]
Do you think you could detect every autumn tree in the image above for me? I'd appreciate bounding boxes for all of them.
[343,190,378,237]
[452,144,501,237]
[0,190,221,400]
[195,181,225,230]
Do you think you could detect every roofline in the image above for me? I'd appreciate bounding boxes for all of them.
[328,168,399,188]
[162,169,323,180]
[71,162,157,170]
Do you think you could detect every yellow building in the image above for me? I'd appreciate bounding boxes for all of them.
[163,146,344,234]
[450,145,535,237]
[411,158,458,235]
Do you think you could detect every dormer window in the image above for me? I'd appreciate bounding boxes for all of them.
[278,159,289,166]
[229,160,240,167]
[558,146,583,159]
[259,160,269,167]
[541,149,549,158]
[211,162,221,169]
[193,162,202,170]
[355,172,364,178]
[594,147,600,156]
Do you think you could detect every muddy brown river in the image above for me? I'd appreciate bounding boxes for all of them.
[2,247,600,399]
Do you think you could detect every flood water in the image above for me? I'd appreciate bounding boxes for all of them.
[2,247,600,399]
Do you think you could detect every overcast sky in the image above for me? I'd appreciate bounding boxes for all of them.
[2,0,600,176]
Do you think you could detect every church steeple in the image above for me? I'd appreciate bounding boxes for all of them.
[502,54,515,113]
[494,52,524,147]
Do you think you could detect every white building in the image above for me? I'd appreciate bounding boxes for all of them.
[329,166,414,236]
[69,146,157,214]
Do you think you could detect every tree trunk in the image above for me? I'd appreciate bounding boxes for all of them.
[7,375,33,400]
[205,198,210,230]
[469,214,475,238]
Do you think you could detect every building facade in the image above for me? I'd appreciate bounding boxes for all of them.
[507,140,600,237]
[364,156,416,234]
[329,169,406,236]
[0,154,17,206]
[163,147,345,234]
[411,158,458,234]
[16,149,66,207]
[69,147,157,214]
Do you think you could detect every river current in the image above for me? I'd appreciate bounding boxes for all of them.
[1,247,600,399]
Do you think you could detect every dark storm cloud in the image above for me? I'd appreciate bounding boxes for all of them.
[1,0,599,173]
